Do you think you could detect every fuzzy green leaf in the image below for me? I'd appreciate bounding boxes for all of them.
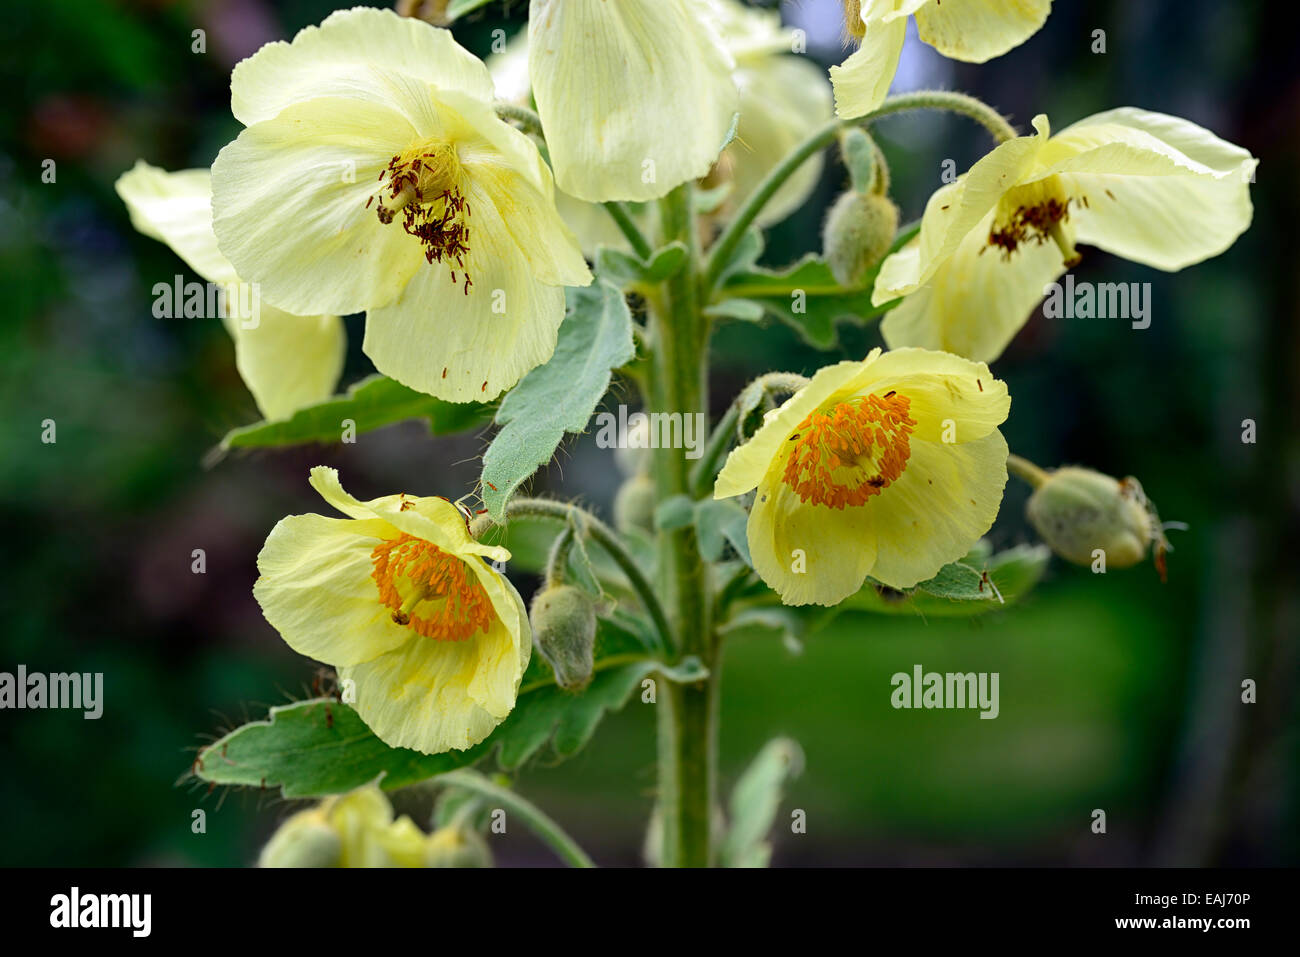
[720,738,803,868]
[212,375,488,458]
[480,281,635,518]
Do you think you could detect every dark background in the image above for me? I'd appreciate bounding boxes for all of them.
[0,0,1295,866]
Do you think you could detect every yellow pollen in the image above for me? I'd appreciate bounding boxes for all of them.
[986,174,1080,265]
[369,533,493,641]
[782,392,916,509]
[371,141,474,295]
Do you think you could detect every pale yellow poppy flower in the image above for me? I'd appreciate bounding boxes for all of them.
[210,7,591,402]
[715,348,1009,606]
[528,0,739,202]
[831,0,1052,118]
[254,467,530,754]
[116,161,344,422]
[876,110,1257,361]
[259,786,428,868]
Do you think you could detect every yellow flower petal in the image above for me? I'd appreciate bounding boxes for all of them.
[529,0,739,201]
[829,2,911,119]
[880,214,1067,361]
[253,512,413,667]
[866,430,1008,587]
[913,0,1052,63]
[859,347,1011,443]
[230,7,494,127]
[115,161,237,285]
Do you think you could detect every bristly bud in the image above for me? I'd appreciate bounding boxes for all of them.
[529,584,597,691]
[613,473,657,534]
[1026,466,1158,571]
[823,190,898,287]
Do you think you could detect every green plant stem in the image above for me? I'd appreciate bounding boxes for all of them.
[544,523,576,587]
[493,102,544,138]
[1007,453,1051,489]
[472,499,672,657]
[603,202,655,261]
[649,183,716,867]
[703,90,1019,288]
[435,770,595,868]
[689,372,810,498]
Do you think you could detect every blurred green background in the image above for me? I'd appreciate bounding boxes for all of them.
[0,0,1295,866]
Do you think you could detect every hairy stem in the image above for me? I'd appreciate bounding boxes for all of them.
[436,770,595,868]
[472,499,672,657]
[689,372,811,499]
[603,202,655,261]
[1007,453,1051,489]
[493,102,544,138]
[650,183,716,867]
[703,90,1019,288]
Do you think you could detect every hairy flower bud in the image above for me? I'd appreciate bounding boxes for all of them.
[1026,467,1153,569]
[823,190,899,287]
[530,584,597,692]
[424,826,493,868]
[613,473,657,534]
[258,809,342,868]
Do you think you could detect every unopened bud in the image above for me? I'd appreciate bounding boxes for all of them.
[258,808,342,868]
[530,584,597,691]
[613,473,656,534]
[424,826,493,868]
[1026,467,1153,569]
[823,190,898,287]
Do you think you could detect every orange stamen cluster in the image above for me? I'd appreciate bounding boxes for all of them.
[782,392,916,509]
[370,533,493,641]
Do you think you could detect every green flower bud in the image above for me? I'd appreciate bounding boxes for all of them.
[530,584,597,692]
[823,189,898,287]
[1026,467,1153,569]
[258,808,342,868]
[424,826,493,868]
[613,473,657,534]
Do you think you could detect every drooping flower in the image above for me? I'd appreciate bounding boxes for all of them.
[875,110,1257,362]
[259,785,429,868]
[116,161,344,422]
[254,467,530,754]
[831,0,1052,118]
[528,0,739,202]
[210,7,591,402]
[714,348,1010,606]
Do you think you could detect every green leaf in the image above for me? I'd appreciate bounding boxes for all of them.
[654,494,695,532]
[694,498,751,565]
[704,299,765,322]
[480,281,635,518]
[212,375,488,459]
[192,619,705,798]
[715,222,920,349]
[719,738,803,868]
[596,242,688,286]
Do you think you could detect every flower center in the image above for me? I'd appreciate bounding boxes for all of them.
[370,141,474,295]
[782,391,916,509]
[986,174,1081,266]
[369,533,493,641]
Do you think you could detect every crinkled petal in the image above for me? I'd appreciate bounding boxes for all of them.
[867,430,1008,588]
[115,161,237,285]
[362,177,568,401]
[860,346,1011,442]
[253,513,413,667]
[230,7,494,126]
[829,2,909,119]
[880,211,1068,361]
[529,0,739,201]
[747,476,879,606]
[226,302,345,421]
[913,0,1052,63]
[212,96,424,316]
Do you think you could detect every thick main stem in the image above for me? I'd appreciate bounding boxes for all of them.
[649,184,717,867]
